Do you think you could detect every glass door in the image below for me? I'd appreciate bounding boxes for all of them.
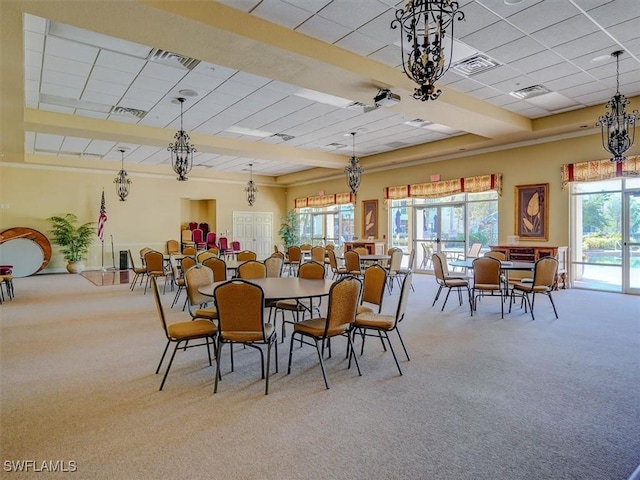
[310,211,340,246]
[623,190,640,294]
[415,204,466,272]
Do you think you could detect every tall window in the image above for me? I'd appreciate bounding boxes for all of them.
[570,177,640,293]
[389,191,498,270]
[297,204,354,247]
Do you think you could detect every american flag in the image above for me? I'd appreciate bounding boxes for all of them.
[97,191,107,241]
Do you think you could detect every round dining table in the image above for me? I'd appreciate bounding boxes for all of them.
[198,277,334,301]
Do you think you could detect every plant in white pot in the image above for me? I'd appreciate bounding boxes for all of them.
[47,214,96,273]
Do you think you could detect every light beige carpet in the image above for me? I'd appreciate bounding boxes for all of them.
[1,273,639,479]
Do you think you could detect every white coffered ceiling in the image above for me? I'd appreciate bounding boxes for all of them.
[12,0,640,183]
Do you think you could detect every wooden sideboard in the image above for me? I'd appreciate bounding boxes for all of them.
[490,245,568,288]
[344,241,386,255]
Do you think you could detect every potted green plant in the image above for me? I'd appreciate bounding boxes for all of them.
[278,209,300,249]
[47,214,96,273]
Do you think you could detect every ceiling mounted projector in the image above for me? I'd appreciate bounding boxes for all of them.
[374,89,401,107]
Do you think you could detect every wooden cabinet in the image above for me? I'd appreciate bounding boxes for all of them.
[344,241,386,255]
[490,245,568,288]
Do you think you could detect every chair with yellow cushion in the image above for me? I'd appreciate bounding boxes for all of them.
[275,260,325,341]
[344,250,364,277]
[237,260,267,279]
[144,250,170,295]
[284,246,302,276]
[287,275,362,390]
[128,249,147,291]
[236,250,257,261]
[201,256,227,282]
[213,279,277,395]
[509,257,559,320]
[166,239,180,255]
[184,264,218,323]
[151,276,216,391]
[352,271,412,375]
[432,252,470,312]
[471,256,504,318]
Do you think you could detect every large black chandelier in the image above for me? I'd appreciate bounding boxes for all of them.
[168,97,196,180]
[114,148,131,201]
[392,0,465,102]
[245,163,258,206]
[345,132,363,195]
[596,50,637,163]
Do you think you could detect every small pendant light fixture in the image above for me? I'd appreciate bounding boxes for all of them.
[596,50,638,163]
[114,148,131,201]
[345,132,363,195]
[245,163,258,206]
[168,97,196,180]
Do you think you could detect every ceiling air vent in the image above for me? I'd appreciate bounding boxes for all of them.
[509,85,551,100]
[404,118,430,128]
[452,54,501,76]
[324,142,347,149]
[147,48,201,70]
[110,106,148,119]
[272,133,295,141]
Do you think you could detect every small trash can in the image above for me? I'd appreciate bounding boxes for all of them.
[119,251,129,270]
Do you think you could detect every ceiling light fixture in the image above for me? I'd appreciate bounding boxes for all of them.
[345,132,363,195]
[168,97,196,181]
[392,0,465,101]
[245,163,258,207]
[596,50,638,163]
[114,148,131,202]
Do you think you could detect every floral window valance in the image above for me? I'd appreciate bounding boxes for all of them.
[561,155,639,189]
[294,192,354,208]
[384,173,502,200]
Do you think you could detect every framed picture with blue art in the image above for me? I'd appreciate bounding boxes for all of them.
[515,183,548,241]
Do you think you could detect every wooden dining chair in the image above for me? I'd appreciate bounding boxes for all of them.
[213,279,277,395]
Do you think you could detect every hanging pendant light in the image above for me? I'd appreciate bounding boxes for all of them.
[392,0,465,101]
[168,97,196,180]
[245,163,258,206]
[114,148,131,201]
[345,132,363,195]
[596,50,638,163]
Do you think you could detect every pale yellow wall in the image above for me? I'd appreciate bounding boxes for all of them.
[286,132,640,248]
[0,165,286,271]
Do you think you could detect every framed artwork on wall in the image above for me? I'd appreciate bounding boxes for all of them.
[515,183,548,241]
[362,200,378,239]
